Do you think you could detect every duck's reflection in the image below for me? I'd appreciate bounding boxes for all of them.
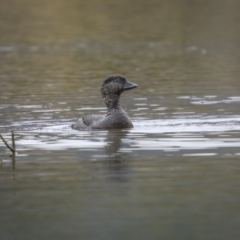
[103,129,130,181]
[105,129,129,155]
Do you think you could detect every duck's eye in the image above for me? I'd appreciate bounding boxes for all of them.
[114,79,121,84]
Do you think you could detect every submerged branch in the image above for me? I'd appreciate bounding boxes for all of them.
[12,131,16,150]
[0,132,16,153]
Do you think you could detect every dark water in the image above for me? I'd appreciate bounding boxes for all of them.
[1,0,240,239]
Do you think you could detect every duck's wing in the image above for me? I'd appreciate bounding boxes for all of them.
[91,110,133,129]
[71,115,104,130]
[82,115,104,126]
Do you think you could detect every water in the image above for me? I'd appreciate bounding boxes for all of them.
[1,0,240,239]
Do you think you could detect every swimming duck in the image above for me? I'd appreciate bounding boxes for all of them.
[71,75,138,130]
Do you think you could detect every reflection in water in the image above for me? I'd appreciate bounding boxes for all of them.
[104,130,130,181]
[105,130,129,155]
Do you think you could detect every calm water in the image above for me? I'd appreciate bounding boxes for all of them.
[1,0,240,239]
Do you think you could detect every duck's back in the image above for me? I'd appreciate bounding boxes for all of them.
[71,115,103,130]
[91,109,133,129]
[72,109,133,130]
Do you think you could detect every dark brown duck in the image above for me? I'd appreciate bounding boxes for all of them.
[71,75,138,130]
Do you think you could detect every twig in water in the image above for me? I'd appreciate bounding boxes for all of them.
[0,132,16,153]
[12,131,16,150]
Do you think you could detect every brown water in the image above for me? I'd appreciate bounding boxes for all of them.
[1,0,240,239]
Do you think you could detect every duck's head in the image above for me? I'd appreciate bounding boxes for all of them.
[101,75,138,110]
[101,75,138,97]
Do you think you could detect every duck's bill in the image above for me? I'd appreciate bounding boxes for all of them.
[123,80,138,91]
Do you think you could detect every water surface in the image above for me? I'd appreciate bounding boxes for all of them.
[1,0,240,240]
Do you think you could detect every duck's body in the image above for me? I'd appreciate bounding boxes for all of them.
[71,76,138,130]
[72,108,132,130]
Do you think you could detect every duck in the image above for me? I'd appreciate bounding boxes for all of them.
[71,75,138,130]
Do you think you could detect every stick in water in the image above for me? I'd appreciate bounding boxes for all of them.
[0,132,16,153]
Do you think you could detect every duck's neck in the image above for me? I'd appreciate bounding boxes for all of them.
[103,93,121,112]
